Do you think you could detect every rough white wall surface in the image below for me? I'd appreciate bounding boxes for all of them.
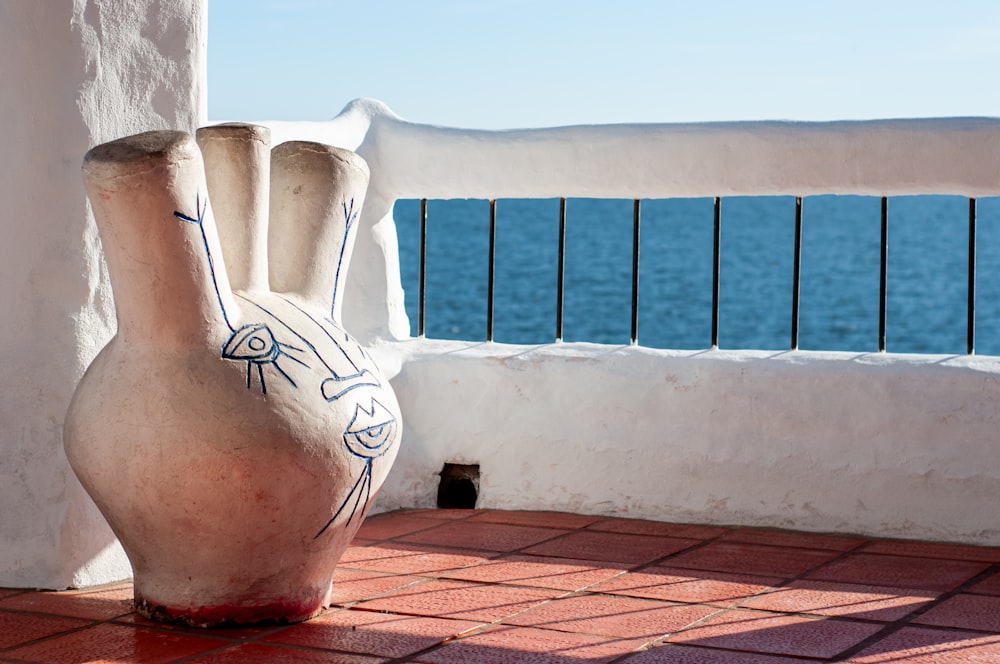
[374,340,1000,545]
[0,0,206,588]
[272,101,1000,545]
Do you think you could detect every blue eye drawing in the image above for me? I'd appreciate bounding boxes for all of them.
[314,398,397,538]
[343,399,396,458]
[221,323,309,393]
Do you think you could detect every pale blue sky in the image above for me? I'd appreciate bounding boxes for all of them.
[208,1,1000,128]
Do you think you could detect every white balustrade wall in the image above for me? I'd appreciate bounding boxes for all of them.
[268,100,1000,547]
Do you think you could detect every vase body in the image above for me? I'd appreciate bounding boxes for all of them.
[64,127,400,627]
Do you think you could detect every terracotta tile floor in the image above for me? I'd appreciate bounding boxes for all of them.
[3,509,1000,663]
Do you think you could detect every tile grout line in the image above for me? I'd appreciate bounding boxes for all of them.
[601,535,880,662]
[372,584,583,664]
[848,536,1000,562]
[165,631,406,664]
[319,513,733,659]
[0,620,103,656]
[370,522,581,560]
[356,510,489,543]
[375,523,746,662]
[373,518,653,662]
[361,520,819,660]
[0,592,348,660]
[0,610,251,659]
[158,552,1000,664]
[828,562,1000,662]
[611,641,834,663]
[245,518,588,660]
[12,512,1000,662]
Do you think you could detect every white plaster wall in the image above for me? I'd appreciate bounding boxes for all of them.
[374,341,1000,545]
[0,0,207,588]
[275,102,1000,544]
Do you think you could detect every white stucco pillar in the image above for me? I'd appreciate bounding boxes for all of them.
[0,0,207,588]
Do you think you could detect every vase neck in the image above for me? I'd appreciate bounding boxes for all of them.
[267,142,370,321]
[84,131,237,347]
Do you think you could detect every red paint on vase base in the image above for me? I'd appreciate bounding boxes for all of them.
[134,592,329,628]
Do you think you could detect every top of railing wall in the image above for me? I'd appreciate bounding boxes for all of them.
[260,102,1000,200]
[358,116,1000,201]
[254,100,1000,342]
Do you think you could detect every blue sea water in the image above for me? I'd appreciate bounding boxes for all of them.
[393,196,1000,356]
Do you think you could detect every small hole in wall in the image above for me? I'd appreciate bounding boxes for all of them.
[437,463,480,509]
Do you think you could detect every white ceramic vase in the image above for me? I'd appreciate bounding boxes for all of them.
[64,125,401,627]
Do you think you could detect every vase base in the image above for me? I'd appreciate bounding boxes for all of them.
[134,592,329,628]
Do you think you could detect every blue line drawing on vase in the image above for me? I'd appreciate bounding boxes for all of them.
[314,398,397,538]
[174,194,234,332]
[320,373,376,402]
[176,194,376,399]
[176,194,397,533]
[221,323,309,393]
[236,294,396,535]
[276,294,381,401]
[235,295,381,402]
[330,198,359,318]
[176,195,310,393]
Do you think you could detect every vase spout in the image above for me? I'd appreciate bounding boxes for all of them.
[268,142,371,322]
